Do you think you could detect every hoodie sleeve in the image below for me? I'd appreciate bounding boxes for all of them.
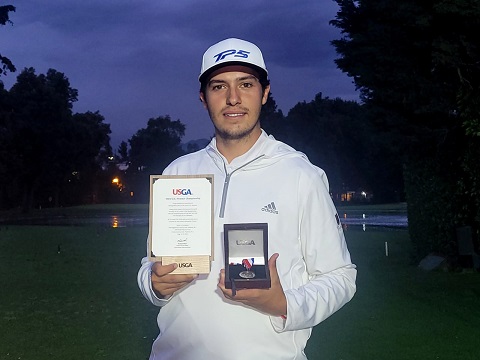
[137,243,170,307]
[270,167,357,332]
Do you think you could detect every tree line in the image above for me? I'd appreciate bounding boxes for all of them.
[0,67,397,213]
[115,94,399,206]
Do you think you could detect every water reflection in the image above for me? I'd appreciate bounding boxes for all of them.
[341,213,408,231]
[106,214,146,228]
[0,214,149,227]
[1,212,408,229]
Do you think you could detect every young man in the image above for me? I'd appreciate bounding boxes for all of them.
[138,38,357,359]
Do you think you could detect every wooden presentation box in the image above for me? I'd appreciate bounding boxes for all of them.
[148,174,214,274]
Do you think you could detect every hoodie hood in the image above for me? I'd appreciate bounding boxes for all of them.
[205,130,310,172]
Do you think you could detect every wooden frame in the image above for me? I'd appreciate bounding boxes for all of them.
[148,174,214,274]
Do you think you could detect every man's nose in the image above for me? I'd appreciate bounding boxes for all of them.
[227,87,241,105]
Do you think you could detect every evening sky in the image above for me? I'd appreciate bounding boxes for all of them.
[1,0,359,148]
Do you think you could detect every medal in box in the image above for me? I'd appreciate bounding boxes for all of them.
[224,223,271,292]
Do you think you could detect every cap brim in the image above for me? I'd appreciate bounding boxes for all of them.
[199,61,268,84]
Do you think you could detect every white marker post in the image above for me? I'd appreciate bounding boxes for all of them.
[385,241,389,257]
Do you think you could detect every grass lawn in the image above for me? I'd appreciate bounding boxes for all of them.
[0,225,157,359]
[0,204,479,359]
[306,228,480,360]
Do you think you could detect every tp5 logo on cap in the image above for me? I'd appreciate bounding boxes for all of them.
[199,38,268,82]
[213,49,250,63]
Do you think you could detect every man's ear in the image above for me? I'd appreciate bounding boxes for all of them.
[199,92,207,108]
[262,85,271,105]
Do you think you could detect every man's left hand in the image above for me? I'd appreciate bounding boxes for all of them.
[218,253,287,317]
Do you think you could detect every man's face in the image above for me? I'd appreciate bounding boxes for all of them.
[200,65,270,141]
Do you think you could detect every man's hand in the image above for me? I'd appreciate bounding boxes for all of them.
[218,253,287,317]
[151,262,198,299]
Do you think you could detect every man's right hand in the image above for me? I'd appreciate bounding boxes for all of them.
[151,262,198,299]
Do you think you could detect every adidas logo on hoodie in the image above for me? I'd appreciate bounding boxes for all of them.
[261,202,278,214]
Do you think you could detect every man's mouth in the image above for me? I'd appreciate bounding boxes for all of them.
[224,112,246,117]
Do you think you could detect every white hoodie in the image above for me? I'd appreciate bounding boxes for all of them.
[138,131,357,359]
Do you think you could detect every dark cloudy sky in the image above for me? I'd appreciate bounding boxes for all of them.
[1,0,359,149]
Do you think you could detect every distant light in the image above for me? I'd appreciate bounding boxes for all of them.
[112,177,119,184]
[108,156,114,161]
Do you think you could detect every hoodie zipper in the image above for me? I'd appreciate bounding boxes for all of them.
[219,155,264,218]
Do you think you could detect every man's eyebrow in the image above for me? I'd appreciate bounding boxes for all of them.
[208,79,227,86]
[237,75,259,82]
[208,75,259,86]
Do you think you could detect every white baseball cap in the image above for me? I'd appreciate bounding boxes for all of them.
[199,38,268,83]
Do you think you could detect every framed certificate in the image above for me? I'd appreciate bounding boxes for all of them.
[148,174,214,274]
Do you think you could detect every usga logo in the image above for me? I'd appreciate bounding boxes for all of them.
[178,262,193,268]
[213,49,250,63]
[172,189,192,195]
[236,239,256,246]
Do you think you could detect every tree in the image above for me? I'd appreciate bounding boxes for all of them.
[331,0,480,140]
[3,67,85,211]
[127,115,186,202]
[259,93,287,141]
[0,5,16,77]
[64,111,112,205]
[330,0,480,261]
[284,93,400,201]
[257,92,402,202]
[117,141,129,162]
[0,80,16,207]
[0,68,113,210]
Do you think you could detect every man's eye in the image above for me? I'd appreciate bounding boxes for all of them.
[211,84,225,90]
[241,82,253,88]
